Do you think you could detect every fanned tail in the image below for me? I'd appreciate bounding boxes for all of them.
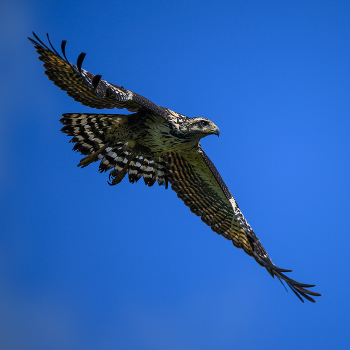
[127,156,168,188]
[60,113,168,188]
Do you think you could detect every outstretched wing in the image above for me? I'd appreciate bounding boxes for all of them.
[28,33,172,120]
[29,33,320,303]
[165,149,321,303]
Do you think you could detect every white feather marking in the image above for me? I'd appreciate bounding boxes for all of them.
[114,165,123,171]
[108,152,117,159]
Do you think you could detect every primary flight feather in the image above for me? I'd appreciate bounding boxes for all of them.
[28,32,321,303]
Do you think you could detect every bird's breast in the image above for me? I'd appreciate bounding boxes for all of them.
[139,118,197,155]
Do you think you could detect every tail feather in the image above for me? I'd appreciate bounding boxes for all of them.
[108,151,133,185]
[154,157,168,188]
[60,113,126,157]
[143,158,157,187]
[128,155,145,183]
[61,113,168,188]
[98,143,126,172]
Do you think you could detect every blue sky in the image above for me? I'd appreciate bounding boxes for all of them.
[1,0,350,349]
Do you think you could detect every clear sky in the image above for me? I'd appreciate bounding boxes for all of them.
[1,0,350,349]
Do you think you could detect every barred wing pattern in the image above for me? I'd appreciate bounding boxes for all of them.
[60,113,169,187]
[28,33,171,119]
[29,33,321,303]
[165,151,321,302]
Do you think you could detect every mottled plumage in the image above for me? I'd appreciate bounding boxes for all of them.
[29,32,321,303]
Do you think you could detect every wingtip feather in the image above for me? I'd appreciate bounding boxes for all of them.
[77,52,86,73]
[46,33,61,58]
[61,40,68,62]
[92,74,102,90]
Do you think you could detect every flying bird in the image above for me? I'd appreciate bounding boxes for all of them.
[28,32,321,303]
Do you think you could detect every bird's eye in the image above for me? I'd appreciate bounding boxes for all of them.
[200,121,209,127]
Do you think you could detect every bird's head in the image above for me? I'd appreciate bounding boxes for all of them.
[179,117,220,139]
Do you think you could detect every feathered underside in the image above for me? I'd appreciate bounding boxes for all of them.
[60,113,169,187]
[29,32,321,303]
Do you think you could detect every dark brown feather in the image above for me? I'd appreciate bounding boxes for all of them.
[164,151,321,302]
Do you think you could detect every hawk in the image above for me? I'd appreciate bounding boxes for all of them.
[28,32,321,303]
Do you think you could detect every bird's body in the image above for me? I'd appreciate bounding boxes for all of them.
[28,32,321,302]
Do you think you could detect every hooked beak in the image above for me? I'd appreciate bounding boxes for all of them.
[211,126,220,137]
